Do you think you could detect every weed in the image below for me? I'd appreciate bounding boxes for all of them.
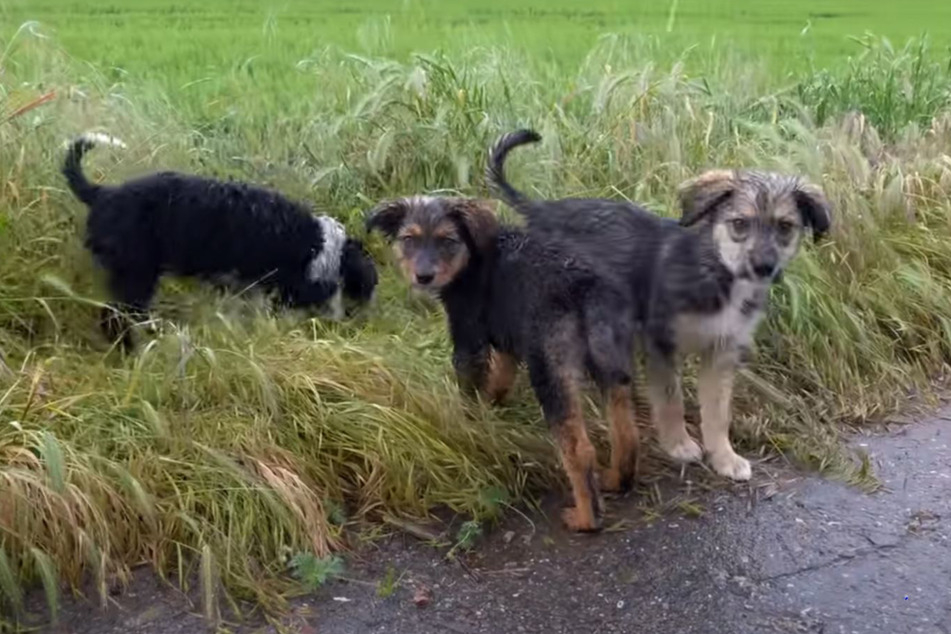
[375,565,401,599]
[446,521,484,560]
[289,553,345,591]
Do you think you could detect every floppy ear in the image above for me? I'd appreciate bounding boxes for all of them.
[365,199,409,239]
[340,238,378,303]
[678,169,736,227]
[448,199,499,254]
[793,182,832,242]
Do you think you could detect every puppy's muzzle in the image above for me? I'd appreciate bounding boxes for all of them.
[750,249,778,280]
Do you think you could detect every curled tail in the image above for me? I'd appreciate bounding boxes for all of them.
[485,129,541,213]
[62,132,126,205]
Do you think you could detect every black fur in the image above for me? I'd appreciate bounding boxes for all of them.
[488,129,733,328]
[63,135,377,349]
[367,195,641,531]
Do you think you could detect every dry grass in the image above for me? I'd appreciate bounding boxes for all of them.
[2,21,951,626]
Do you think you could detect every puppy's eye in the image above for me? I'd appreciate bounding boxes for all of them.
[399,235,418,247]
[436,237,459,250]
[776,220,796,237]
[730,218,750,237]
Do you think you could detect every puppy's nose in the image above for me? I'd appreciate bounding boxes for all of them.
[750,249,778,279]
[416,272,435,285]
[752,261,776,278]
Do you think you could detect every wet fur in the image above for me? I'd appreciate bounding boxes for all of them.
[63,134,378,350]
[367,195,642,532]
[487,129,832,481]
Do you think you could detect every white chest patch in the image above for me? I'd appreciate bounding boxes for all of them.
[673,280,769,354]
[307,216,346,283]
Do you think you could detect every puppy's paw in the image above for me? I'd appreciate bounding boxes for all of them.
[709,449,752,481]
[601,463,636,493]
[561,507,603,533]
[660,435,703,463]
[600,468,624,493]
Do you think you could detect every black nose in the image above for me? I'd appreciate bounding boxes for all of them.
[752,261,776,278]
[416,272,435,285]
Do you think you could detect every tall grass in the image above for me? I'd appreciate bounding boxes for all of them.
[797,34,951,139]
[3,21,951,624]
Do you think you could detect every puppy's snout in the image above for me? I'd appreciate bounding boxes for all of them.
[751,251,778,279]
[415,271,436,285]
[413,253,438,286]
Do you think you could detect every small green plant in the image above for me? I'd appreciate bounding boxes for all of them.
[375,565,401,599]
[325,500,347,527]
[477,486,509,519]
[446,520,483,560]
[289,553,344,591]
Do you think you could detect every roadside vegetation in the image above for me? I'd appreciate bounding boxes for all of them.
[2,3,951,624]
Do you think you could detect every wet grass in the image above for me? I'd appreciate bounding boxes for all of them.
[3,1,951,628]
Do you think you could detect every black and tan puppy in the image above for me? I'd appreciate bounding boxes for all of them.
[63,133,378,349]
[488,130,831,481]
[367,195,639,532]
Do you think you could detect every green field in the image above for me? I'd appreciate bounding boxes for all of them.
[3,0,951,625]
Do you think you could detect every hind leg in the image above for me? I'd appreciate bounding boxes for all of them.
[600,384,639,492]
[584,299,640,493]
[102,267,159,350]
[528,319,602,532]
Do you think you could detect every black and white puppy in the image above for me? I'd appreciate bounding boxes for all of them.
[63,133,377,349]
[488,130,832,482]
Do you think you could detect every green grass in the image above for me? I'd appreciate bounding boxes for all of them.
[3,0,951,627]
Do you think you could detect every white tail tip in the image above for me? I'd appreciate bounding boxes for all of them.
[78,132,128,149]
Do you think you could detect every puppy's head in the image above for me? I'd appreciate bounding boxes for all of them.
[365,195,499,292]
[302,217,377,318]
[339,238,378,307]
[678,169,831,282]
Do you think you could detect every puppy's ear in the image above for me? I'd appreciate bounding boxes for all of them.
[365,199,409,239]
[678,169,736,227]
[449,199,499,254]
[793,182,832,242]
[340,238,378,303]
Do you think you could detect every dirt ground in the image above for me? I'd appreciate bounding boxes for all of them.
[19,411,951,634]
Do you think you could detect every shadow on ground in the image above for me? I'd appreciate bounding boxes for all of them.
[25,412,951,634]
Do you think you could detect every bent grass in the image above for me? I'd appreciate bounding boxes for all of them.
[2,22,951,625]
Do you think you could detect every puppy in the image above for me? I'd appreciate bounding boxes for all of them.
[367,195,639,532]
[63,133,378,348]
[487,130,831,481]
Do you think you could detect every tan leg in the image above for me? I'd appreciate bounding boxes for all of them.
[482,348,518,404]
[528,318,602,532]
[647,357,702,463]
[698,349,751,480]
[601,385,640,492]
[555,404,602,532]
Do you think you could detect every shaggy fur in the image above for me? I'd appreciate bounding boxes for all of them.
[367,195,640,532]
[487,129,832,481]
[63,133,377,349]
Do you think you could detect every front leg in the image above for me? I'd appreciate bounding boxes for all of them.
[646,337,702,464]
[447,308,492,398]
[452,346,489,396]
[484,348,518,404]
[698,347,751,481]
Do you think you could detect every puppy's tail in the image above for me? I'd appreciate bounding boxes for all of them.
[485,128,541,214]
[62,132,127,205]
